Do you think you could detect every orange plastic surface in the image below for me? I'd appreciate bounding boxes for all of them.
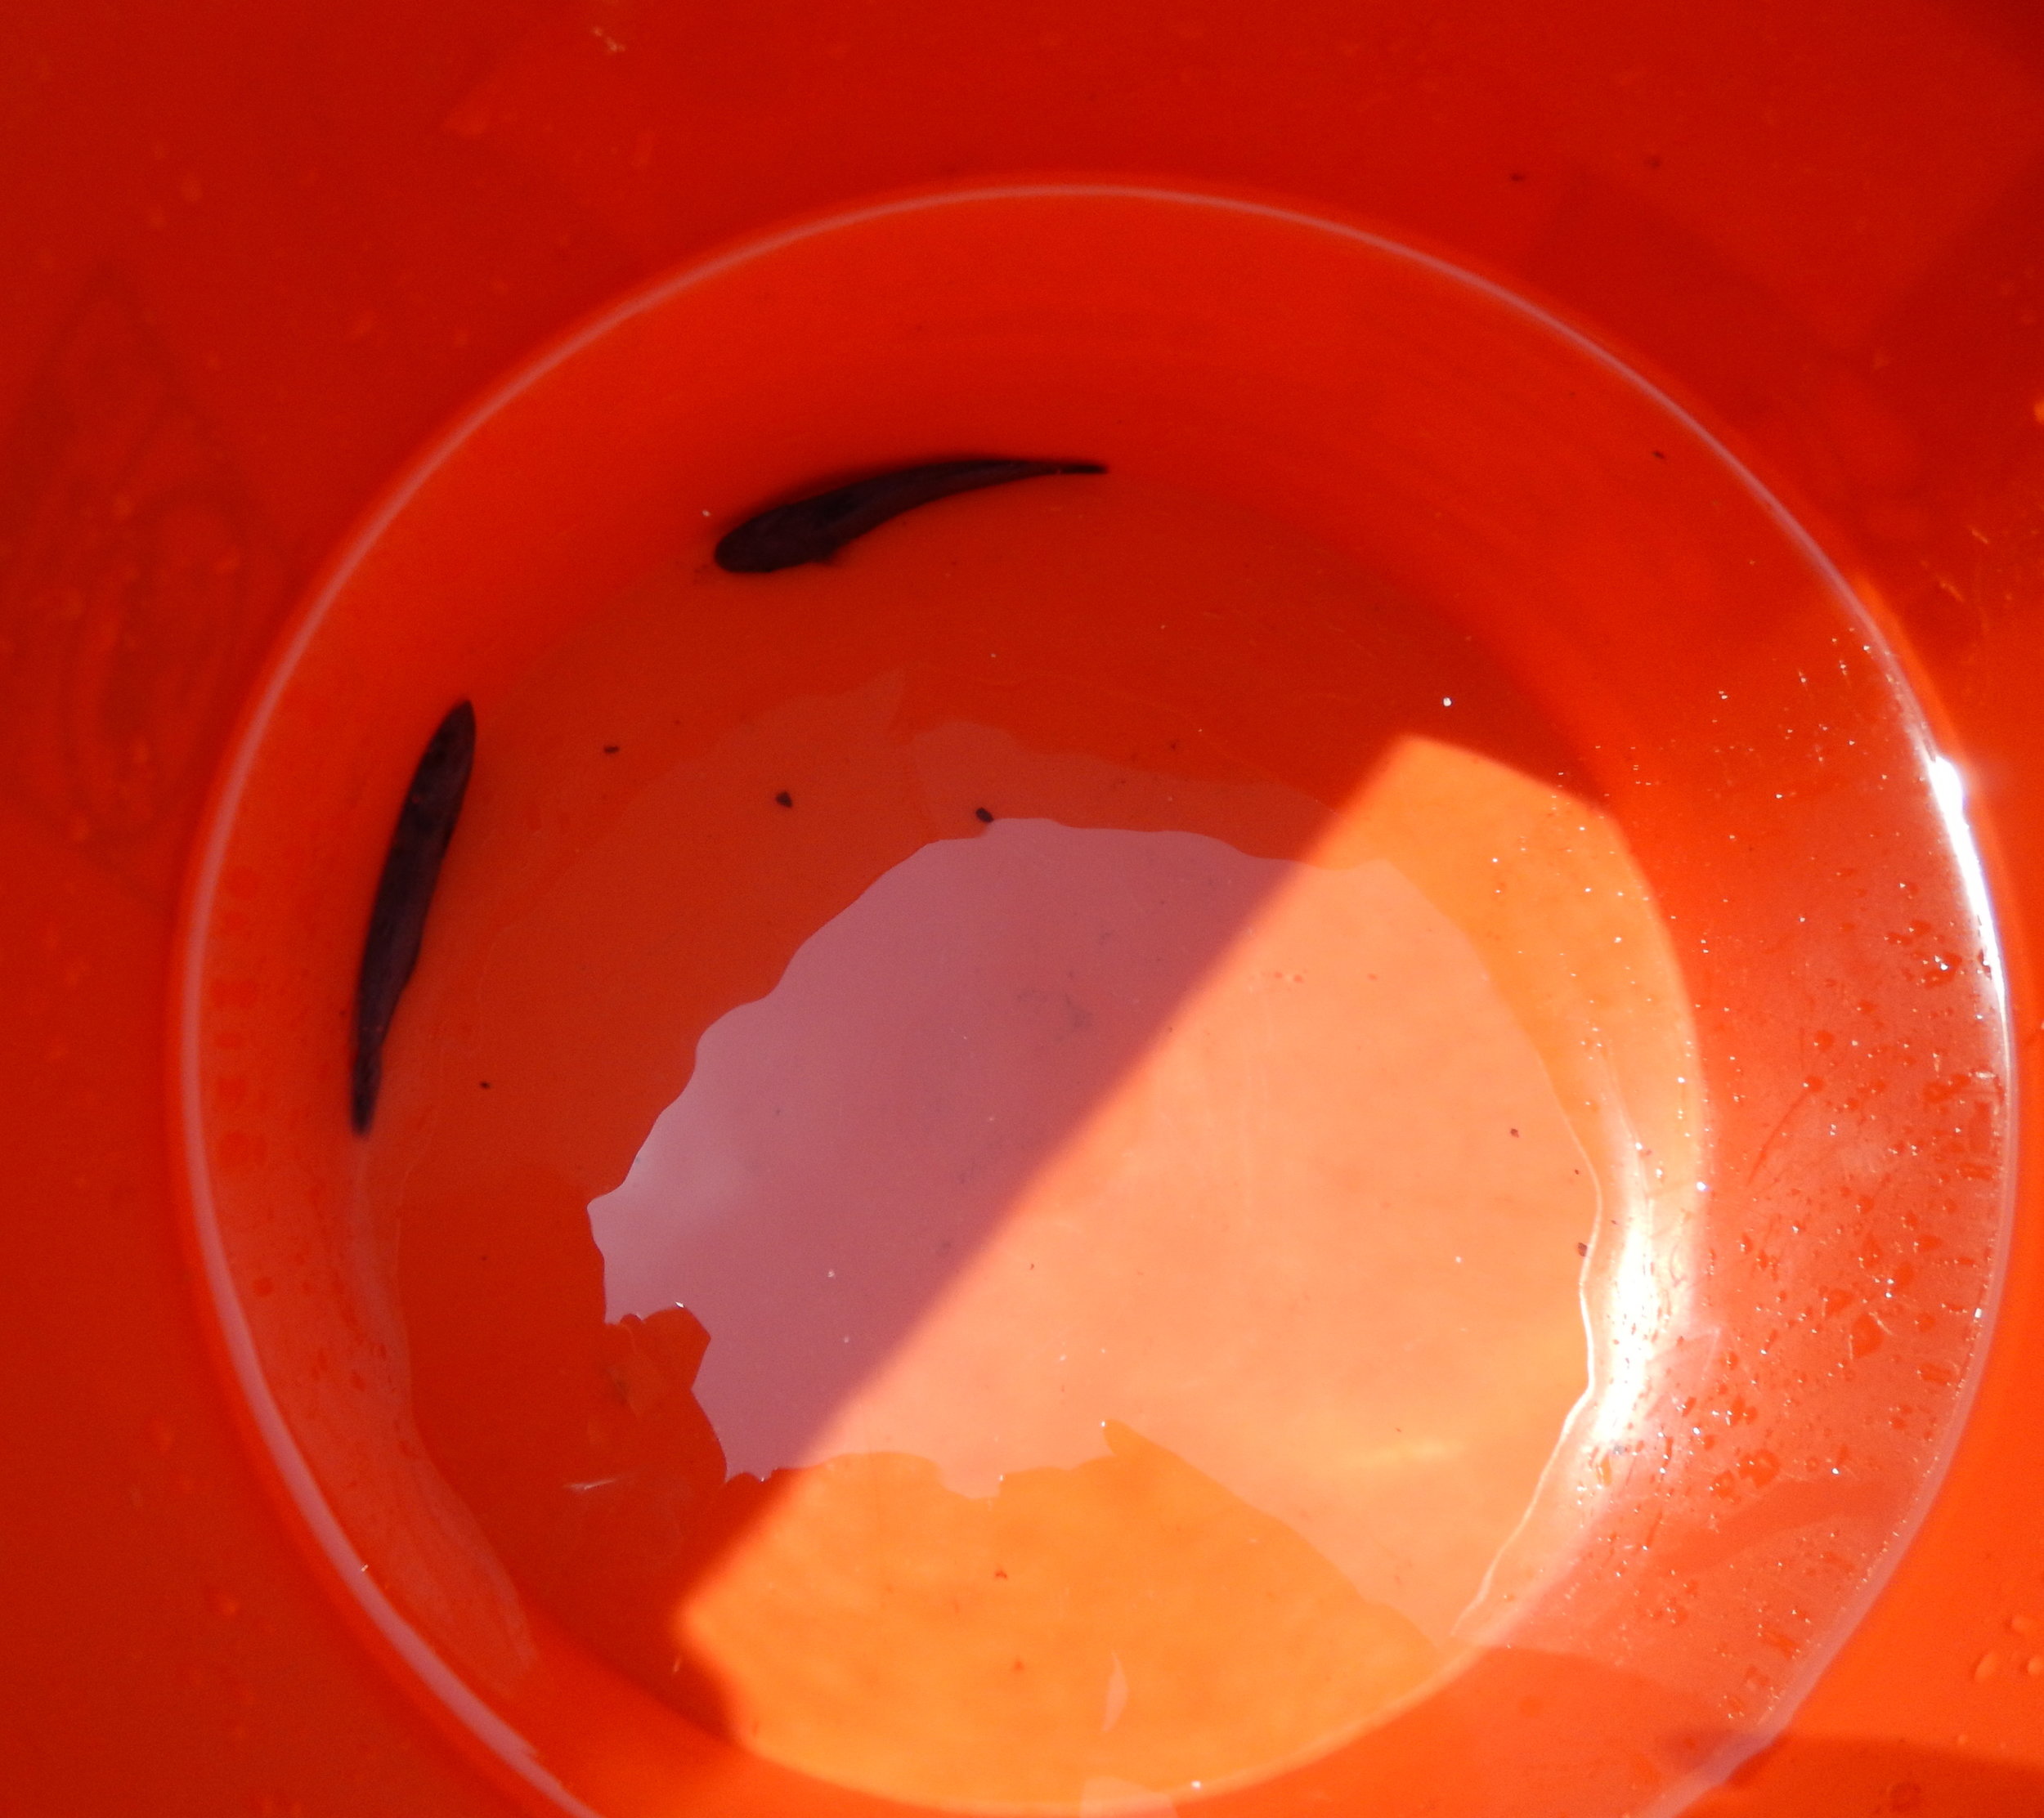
[6,6,2044,1816]
[169,183,2009,1814]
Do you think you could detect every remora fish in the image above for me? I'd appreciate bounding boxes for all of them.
[714,457,1106,573]
[351,701,476,1133]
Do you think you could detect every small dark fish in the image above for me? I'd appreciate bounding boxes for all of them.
[714,457,1106,573]
[351,701,476,1133]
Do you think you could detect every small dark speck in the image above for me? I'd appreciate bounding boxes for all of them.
[480,1081,492,1090]
[1651,449,1666,461]
[1509,1126,1519,1137]
[975,807,993,823]
[1576,1241,1589,1257]
[1508,170,1527,182]
[1644,154,1662,169]
[603,745,621,755]
[775,790,794,808]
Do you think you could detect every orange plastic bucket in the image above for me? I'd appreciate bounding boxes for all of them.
[7,9,2044,1817]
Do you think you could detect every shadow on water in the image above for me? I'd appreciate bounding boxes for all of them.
[1691,1734,2044,1817]
[1182,1646,2044,1818]
[372,475,1609,1779]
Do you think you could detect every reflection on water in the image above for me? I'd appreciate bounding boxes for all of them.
[591,818,1281,1470]
[577,812,1600,1798]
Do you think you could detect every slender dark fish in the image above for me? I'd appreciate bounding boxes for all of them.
[351,701,476,1133]
[714,457,1107,573]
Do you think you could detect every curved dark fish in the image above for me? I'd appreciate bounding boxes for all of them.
[714,457,1106,573]
[351,701,476,1133]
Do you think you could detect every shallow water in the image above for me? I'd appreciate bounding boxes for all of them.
[365,473,1684,1802]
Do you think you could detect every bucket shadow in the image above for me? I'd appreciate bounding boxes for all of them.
[1695,1732,2044,1816]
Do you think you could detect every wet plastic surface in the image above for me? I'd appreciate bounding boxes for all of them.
[8,6,2044,1816]
[177,190,2003,1814]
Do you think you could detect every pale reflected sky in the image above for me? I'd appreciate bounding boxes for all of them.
[589,816,1594,1639]
[592,818,1278,1461]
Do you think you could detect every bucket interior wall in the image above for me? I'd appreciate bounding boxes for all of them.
[6,5,2044,1816]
